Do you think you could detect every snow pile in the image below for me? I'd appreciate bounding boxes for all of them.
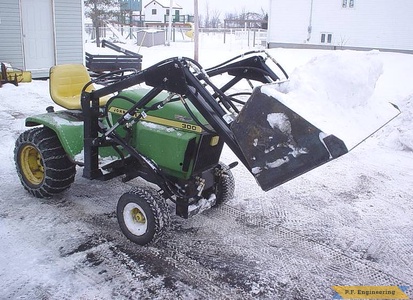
[285,50,383,108]
[262,50,400,150]
[378,94,413,151]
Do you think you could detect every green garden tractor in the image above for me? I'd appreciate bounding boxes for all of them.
[14,51,350,245]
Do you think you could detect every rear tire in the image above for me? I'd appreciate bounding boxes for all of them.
[14,127,76,198]
[117,187,170,245]
[213,162,235,206]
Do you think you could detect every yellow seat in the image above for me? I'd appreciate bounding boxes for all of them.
[49,64,109,110]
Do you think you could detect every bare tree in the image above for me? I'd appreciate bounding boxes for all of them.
[224,8,267,29]
[203,2,210,28]
[210,9,221,28]
[202,1,266,29]
[197,14,204,29]
[84,0,119,47]
[260,8,268,29]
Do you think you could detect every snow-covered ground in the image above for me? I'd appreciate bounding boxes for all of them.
[1,36,412,299]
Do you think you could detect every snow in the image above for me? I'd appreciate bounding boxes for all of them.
[267,112,291,134]
[141,121,176,133]
[1,37,413,299]
[261,50,400,150]
[264,112,309,170]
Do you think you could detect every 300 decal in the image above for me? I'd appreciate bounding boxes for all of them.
[181,123,198,131]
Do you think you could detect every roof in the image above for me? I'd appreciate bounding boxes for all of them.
[144,0,182,9]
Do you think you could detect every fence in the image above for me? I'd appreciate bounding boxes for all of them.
[85,24,267,48]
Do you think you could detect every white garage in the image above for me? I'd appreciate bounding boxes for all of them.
[0,0,84,78]
[267,0,413,53]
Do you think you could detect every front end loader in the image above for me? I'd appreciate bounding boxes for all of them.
[14,51,395,245]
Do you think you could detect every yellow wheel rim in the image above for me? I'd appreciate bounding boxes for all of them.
[131,207,146,224]
[123,203,148,236]
[20,144,45,186]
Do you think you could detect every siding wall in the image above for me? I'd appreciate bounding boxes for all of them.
[267,0,311,45]
[0,0,83,78]
[268,0,413,52]
[54,0,84,65]
[144,2,167,23]
[0,0,24,69]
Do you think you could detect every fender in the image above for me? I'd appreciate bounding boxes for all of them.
[25,111,84,162]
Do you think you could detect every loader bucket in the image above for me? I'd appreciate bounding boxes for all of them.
[232,83,400,191]
[233,84,396,191]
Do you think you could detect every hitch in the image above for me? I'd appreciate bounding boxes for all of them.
[0,63,18,87]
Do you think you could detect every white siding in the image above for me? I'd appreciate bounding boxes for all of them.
[144,0,182,23]
[268,0,312,44]
[0,0,24,69]
[54,0,84,65]
[145,2,168,22]
[268,0,413,52]
[0,0,83,78]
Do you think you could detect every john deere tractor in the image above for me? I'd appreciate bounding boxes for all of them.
[14,51,350,245]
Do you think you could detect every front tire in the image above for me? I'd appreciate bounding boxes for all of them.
[117,187,170,245]
[14,127,76,198]
[213,162,235,206]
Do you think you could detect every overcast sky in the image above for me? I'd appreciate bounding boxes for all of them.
[160,0,269,16]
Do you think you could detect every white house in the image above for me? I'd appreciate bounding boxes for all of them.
[0,0,84,78]
[267,0,413,53]
[144,0,183,24]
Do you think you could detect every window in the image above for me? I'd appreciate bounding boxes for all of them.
[321,33,332,44]
[342,0,354,8]
[152,9,156,15]
[166,9,170,15]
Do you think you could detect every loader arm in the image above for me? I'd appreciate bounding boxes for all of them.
[81,53,348,191]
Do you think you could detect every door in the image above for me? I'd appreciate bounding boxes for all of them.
[21,0,55,70]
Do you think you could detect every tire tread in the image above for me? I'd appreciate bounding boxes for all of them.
[14,127,76,198]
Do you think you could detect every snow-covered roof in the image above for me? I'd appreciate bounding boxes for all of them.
[144,0,182,9]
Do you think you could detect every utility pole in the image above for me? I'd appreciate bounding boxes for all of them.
[166,0,173,46]
[194,0,199,61]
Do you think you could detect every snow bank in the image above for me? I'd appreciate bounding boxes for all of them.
[378,94,413,151]
[262,50,400,150]
[286,50,383,108]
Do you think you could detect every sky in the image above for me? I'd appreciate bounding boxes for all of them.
[147,0,269,15]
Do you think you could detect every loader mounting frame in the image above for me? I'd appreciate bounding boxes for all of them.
[80,51,346,197]
[81,53,281,190]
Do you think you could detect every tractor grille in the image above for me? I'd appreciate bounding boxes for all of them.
[192,134,224,174]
